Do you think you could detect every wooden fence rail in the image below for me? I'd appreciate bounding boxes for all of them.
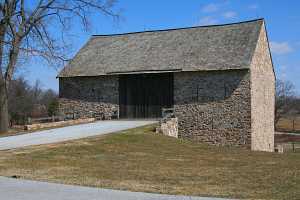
[276,117,300,133]
[27,116,63,125]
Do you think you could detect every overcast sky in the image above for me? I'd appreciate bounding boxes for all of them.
[20,0,300,94]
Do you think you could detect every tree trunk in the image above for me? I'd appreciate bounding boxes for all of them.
[0,20,8,133]
[0,22,22,133]
[0,35,21,133]
[0,85,9,133]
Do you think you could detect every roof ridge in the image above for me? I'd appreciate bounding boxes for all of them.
[91,18,264,37]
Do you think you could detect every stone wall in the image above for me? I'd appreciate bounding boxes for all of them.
[250,23,275,152]
[58,61,274,151]
[59,76,119,119]
[157,117,178,138]
[174,70,251,147]
[25,118,96,131]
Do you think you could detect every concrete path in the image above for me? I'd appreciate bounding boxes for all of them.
[0,176,230,200]
[0,120,156,151]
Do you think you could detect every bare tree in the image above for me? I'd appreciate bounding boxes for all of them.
[8,76,34,125]
[275,79,296,125]
[9,77,58,125]
[0,0,119,132]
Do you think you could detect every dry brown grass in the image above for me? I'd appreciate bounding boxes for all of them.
[276,116,300,133]
[0,125,299,199]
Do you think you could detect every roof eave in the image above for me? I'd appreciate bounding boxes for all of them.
[57,67,251,78]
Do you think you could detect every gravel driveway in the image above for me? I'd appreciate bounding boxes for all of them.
[0,176,230,200]
[0,120,156,151]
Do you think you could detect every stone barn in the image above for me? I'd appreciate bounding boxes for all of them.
[58,19,275,152]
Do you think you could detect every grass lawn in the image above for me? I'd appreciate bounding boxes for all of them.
[0,125,299,199]
[277,116,300,133]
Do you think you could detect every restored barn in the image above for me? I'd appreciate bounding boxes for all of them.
[58,19,275,152]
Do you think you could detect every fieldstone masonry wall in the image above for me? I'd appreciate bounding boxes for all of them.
[174,70,251,147]
[59,76,119,119]
[59,98,118,119]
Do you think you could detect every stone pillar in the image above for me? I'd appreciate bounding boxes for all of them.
[157,117,178,138]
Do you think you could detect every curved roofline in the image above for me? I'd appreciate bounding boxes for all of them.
[92,18,264,37]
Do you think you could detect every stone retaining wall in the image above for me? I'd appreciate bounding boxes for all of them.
[25,118,96,131]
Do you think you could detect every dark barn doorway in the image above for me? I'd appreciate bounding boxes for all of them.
[119,73,173,118]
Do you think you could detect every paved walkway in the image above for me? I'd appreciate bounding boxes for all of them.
[0,120,156,151]
[0,176,230,200]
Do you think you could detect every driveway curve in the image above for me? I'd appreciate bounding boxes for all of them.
[0,120,156,151]
[0,176,230,200]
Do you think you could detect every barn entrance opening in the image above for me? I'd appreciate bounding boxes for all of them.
[119,73,173,118]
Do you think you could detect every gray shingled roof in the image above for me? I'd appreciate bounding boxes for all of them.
[58,19,264,77]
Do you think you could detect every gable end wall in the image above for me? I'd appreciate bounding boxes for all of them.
[250,23,275,152]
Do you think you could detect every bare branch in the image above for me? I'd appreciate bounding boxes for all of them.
[275,79,296,125]
[0,0,119,131]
